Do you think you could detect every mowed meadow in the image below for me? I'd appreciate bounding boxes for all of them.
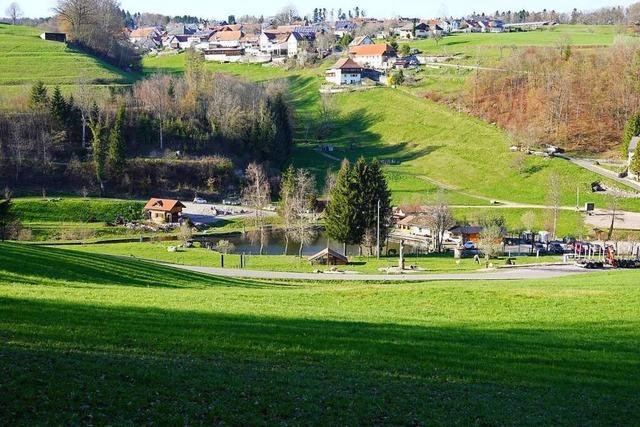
[0,243,639,424]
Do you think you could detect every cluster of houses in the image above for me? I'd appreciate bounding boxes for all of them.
[128,16,558,64]
[393,206,484,246]
[129,21,332,62]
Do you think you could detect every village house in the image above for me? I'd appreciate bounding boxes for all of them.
[349,43,396,69]
[166,35,193,50]
[287,31,316,57]
[209,30,244,48]
[395,22,430,39]
[129,27,163,45]
[325,58,363,86]
[144,198,186,224]
[629,137,639,180]
[259,31,290,56]
[448,226,484,244]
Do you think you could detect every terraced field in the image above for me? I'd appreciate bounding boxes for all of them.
[0,24,135,105]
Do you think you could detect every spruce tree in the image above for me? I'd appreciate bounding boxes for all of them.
[325,160,361,251]
[365,159,392,242]
[29,81,48,109]
[622,113,640,156]
[108,104,127,179]
[49,86,68,130]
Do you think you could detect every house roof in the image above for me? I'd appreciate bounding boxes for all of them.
[330,57,362,70]
[308,248,348,262]
[349,35,371,46]
[130,27,160,38]
[144,198,185,212]
[630,136,640,154]
[398,215,432,228]
[349,43,395,56]
[211,30,243,42]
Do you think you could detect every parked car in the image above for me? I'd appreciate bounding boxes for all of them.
[463,241,476,250]
[193,197,208,204]
[547,243,565,255]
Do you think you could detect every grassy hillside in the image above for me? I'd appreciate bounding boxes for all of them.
[0,24,135,104]
[0,243,639,424]
[11,197,146,241]
[143,52,640,212]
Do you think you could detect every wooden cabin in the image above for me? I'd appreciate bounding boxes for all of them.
[144,198,185,224]
[308,248,349,266]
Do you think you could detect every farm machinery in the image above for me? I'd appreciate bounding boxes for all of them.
[572,242,640,269]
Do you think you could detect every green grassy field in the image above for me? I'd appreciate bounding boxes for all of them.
[10,198,146,241]
[0,242,639,424]
[0,24,135,107]
[56,241,562,273]
[406,25,632,64]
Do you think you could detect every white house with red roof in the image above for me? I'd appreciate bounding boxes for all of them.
[325,58,363,85]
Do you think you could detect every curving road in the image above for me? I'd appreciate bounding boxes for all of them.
[169,264,596,282]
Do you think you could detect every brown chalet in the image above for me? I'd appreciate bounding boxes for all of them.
[144,198,185,224]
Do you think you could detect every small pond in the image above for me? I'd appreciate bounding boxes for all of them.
[196,228,426,257]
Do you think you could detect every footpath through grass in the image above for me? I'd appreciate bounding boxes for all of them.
[0,243,639,424]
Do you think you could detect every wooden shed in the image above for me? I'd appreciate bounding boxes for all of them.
[308,248,349,266]
[144,198,185,224]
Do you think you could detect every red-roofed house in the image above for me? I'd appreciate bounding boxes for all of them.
[349,43,396,69]
[144,198,185,224]
[325,58,363,85]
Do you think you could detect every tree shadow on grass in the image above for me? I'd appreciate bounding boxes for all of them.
[0,297,638,425]
[0,243,274,289]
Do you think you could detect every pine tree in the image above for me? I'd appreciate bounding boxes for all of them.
[108,104,127,179]
[29,81,48,109]
[325,160,362,251]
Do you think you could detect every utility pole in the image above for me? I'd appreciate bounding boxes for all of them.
[376,199,381,259]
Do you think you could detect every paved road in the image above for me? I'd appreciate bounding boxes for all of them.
[169,264,594,282]
[561,156,640,192]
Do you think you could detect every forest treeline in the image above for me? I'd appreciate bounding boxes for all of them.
[466,41,640,153]
[0,52,294,197]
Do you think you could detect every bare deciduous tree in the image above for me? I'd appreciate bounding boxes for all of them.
[478,224,504,258]
[546,172,562,239]
[425,194,455,253]
[134,74,174,151]
[242,163,271,255]
[5,2,23,25]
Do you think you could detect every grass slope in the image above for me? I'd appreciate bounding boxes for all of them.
[0,243,639,424]
[143,49,640,213]
[0,24,135,105]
